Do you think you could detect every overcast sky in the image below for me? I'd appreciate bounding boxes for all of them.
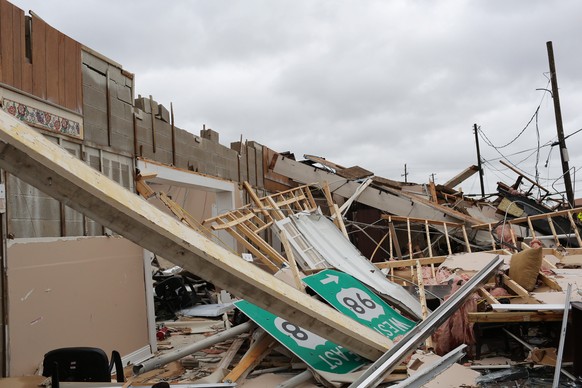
[10,0,582,199]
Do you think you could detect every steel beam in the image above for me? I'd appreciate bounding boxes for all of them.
[0,110,390,360]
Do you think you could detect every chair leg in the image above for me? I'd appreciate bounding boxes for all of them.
[110,351,125,382]
[51,361,60,388]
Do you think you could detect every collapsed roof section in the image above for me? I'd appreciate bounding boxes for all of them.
[0,108,392,361]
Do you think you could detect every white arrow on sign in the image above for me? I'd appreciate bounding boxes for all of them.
[320,274,339,285]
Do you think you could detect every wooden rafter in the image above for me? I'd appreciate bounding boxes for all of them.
[203,183,319,274]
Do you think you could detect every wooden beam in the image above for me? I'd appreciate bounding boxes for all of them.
[222,331,275,382]
[538,272,562,291]
[278,229,305,292]
[443,165,479,189]
[387,219,403,259]
[243,181,270,218]
[375,256,447,270]
[468,311,563,323]
[477,287,499,305]
[500,160,550,194]
[0,110,391,360]
[381,215,465,227]
[501,274,539,303]
[215,337,246,371]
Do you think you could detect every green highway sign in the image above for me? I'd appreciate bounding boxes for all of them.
[234,300,367,374]
[303,269,416,340]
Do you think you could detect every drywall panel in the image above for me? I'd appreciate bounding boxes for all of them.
[7,236,149,376]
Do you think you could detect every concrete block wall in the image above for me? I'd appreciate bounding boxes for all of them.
[230,141,264,188]
[82,51,134,155]
[7,176,61,238]
[136,105,241,182]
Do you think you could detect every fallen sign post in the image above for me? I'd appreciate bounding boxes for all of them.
[303,269,416,340]
[234,300,368,374]
[348,255,504,388]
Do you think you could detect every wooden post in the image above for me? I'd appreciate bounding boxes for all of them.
[416,260,432,349]
[278,230,305,292]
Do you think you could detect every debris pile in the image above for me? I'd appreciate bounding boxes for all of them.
[2,112,582,386]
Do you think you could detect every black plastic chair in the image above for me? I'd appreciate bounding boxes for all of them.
[42,346,125,385]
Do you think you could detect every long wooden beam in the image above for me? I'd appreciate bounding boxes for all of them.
[0,110,390,360]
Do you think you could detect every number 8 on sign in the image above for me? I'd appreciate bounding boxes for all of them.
[273,317,327,350]
[336,287,384,321]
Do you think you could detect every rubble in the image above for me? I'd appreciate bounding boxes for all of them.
[3,88,582,385]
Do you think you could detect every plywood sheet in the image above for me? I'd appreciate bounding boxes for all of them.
[336,165,374,180]
[7,236,149,375]
[440,252,511,272]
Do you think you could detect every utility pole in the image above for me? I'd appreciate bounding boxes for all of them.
[401,164,408,183]
[547,41,575,207]
[473,124,485,197]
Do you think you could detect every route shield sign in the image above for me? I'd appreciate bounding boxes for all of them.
[303,269,416,340]
[234,300,366,374]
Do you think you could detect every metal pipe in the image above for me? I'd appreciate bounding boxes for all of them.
[133,321,255,375]
[276,370,313,388]
[553,283,572,387]
[348,256,504,388]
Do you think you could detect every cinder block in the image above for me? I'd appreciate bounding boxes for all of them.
[134,96,152,114]
[83,85,107,111]
[200,128,219,143]
[116,83,133,104]
[157,104,170,123]
[82,65,107,90]
[82,51,108,74]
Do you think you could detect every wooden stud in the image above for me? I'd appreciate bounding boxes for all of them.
[149,95,156,153]
[278,229,305,292]
[416,260,432,349]
[215,337,246,371]
[428,180,438,203]
[501,274,539,304]
[468,311,563,323]
[388,217,403,259]
[333,203,349,239]
[243,181,270,218]
[462,226,472,253]
[488,224,496,250]
[477,287,499,305]
[425,220,436,277]
[538,272,562,291]
[407,218,413,260]
[527,217,536,240]
[546,216,561,247]
[222,331,275,382]
[375,256,446,270]
[443,222,452,255]
[566,211,582,246]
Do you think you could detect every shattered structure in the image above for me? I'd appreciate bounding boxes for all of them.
[0,0,581,386]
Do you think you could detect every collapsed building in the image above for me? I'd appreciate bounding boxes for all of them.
[0,1,581,386]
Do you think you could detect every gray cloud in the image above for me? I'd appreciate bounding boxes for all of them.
[10,0,582,196]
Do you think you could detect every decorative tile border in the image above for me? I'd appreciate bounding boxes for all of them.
[2,98,82,139]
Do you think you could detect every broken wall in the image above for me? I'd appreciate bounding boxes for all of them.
[0,1,82,113]
[134,99,245,184]
[7,236,149,376]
